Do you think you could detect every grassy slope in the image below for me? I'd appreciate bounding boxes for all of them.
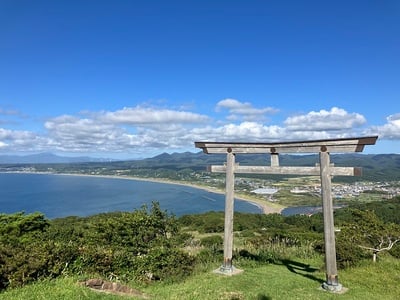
[1,256,399,300]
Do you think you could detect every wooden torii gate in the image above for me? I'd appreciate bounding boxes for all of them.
[195,136,378,292]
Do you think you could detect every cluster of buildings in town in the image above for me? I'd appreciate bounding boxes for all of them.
[246,179,400,200]
[198,175,400,202]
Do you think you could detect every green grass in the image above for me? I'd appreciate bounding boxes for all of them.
[2,256,399,300]
[0,277,123,300]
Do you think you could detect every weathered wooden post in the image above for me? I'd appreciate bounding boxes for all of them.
[218,148,241,274]
[319,149,341,291]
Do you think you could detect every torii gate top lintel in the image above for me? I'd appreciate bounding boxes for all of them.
[195,135,378,154]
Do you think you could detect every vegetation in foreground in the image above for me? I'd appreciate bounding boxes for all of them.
[2,256,400,300]
[1,197,400,299]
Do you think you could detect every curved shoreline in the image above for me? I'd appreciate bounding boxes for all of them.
[65,174,285,215]
[124,176,284,215]
[3,171,284,215]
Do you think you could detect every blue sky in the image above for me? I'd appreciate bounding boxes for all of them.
[0,0,399,159]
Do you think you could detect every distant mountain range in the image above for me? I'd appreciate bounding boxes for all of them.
[0,153,115,164]
[1,151,400,181]
[141,151,400,182]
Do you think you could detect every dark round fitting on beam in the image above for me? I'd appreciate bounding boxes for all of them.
[270,147,276,153]
[227,147,232,153]
[321,145,327,152]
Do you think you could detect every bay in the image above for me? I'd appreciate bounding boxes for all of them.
[281,204,347,216]
[0,173,262,219]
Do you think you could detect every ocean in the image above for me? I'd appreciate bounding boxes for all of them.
[0,173,262,219]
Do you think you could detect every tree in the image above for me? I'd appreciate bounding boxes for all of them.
[0,212,51,288]
[338,209,400,263]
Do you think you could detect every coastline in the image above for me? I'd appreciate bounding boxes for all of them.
[2,171,284,215]
[123,176,285,215]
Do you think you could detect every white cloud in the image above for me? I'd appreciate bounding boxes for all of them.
[284,107,366,131]
[0,128,35,141]
[0,128,48,151]
[190,122,337,143]
[35,105,212,153]
[44,115,138,152]
[217,122,284,141]
[99,106,210,125]
[0,103,398,157]
[216,98,278,121]
[367,113,400,139]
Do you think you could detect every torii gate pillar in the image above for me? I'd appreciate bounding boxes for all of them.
[220,149,240,274]
[319,150,340,290]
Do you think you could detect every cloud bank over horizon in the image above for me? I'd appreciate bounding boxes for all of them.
[0,99,396,158]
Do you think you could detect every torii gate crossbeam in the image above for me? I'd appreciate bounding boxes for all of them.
[195,136,378,293]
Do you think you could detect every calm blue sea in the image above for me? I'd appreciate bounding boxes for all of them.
[0,173,262,218]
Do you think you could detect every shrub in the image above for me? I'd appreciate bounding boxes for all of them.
[68,202,196,282]
[389,243,400,258]
[196,248,223,266]
[134,247,195,282]
[200,235,223,248]
[0,212,53,289]
[335,209,400,267]
[0,203,197,290]
[335,232,368,268]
